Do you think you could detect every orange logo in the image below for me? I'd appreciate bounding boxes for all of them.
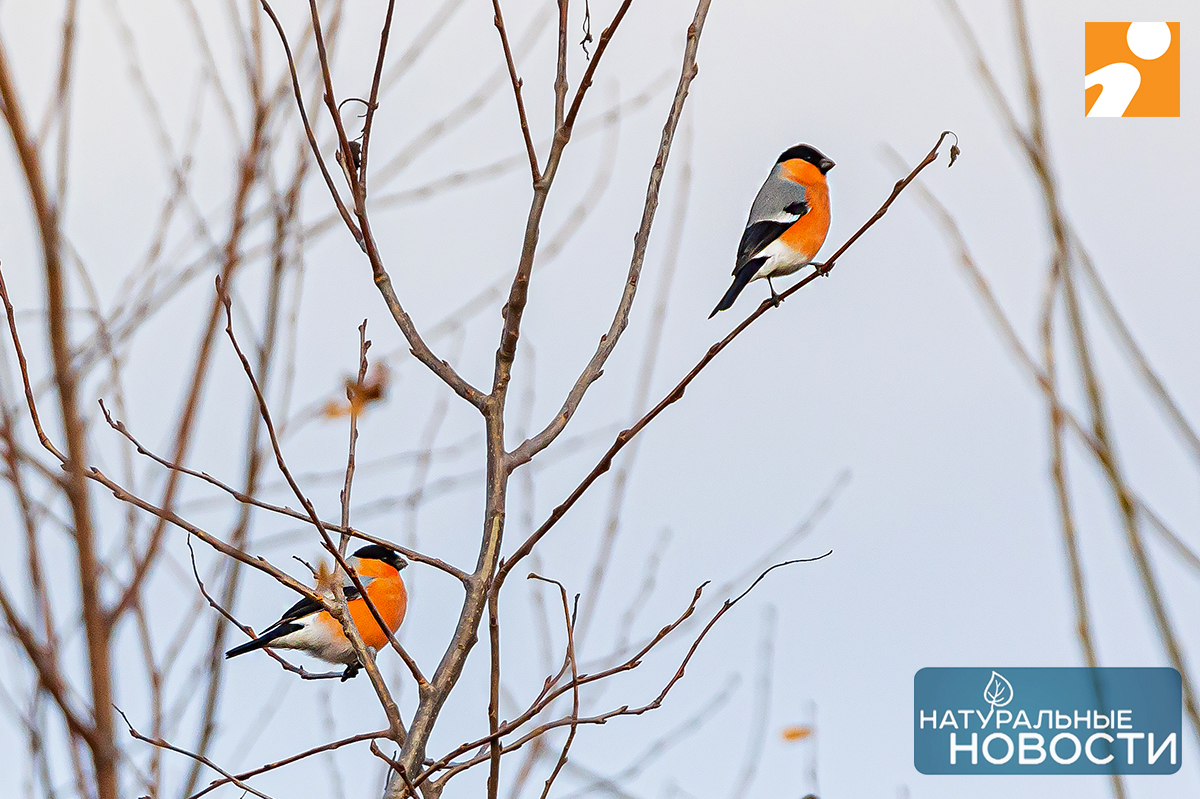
[1085,22,1179,117]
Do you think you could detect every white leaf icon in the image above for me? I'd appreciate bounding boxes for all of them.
[983,671,1013,708]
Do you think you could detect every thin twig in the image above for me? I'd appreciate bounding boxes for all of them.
[0,270,65,463]
[554,0,569,130]
[97,399,469,584]
[491,0,541,181]
[258,0,362,244]
[555,674,740,797]
[424,557,829,791]
[528,576,580,799]
[183,169,300,793]
[356,0,398,196]
[339,320,370,554]
[117,708,276,799]
[190,730,387,799]
[505,6,708,468]
[185,537,344,681]
[0,31,117,794]
[907,165,1200,580]
[1072,238,1200,467]
[574,117,694,646]
[108,79,271,625]
[370,741,419,798]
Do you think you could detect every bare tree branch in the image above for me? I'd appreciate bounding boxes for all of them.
[490,0,541,181]
[0,33,117,797]
[117,708,277,799]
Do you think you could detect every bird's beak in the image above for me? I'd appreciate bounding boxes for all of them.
[819,158,835,173]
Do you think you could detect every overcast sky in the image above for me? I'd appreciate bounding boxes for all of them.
[1,1,1198,798]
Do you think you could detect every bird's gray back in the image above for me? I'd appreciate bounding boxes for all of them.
[747,163,807,226]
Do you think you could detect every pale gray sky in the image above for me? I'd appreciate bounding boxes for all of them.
[0,1,1197,798]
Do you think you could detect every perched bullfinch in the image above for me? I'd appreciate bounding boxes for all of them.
[225,545,408,680]
[710,144,835,317]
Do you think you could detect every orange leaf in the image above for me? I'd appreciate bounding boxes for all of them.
[323,400,351,419]
[781,725,812,741]
[345,363,390,417]
[315,560,337,595]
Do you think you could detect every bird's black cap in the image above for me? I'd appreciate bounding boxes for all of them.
[352,544,408,570]
[777,143,835,174]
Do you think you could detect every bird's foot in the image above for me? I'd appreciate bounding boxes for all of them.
[340,663,361,681]
[812,262,830,277]
[768,278,784,308]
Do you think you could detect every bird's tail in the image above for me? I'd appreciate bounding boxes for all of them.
[225,622,301,659]
[709,261,760,318]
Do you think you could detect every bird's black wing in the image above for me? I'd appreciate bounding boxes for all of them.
[735,221,790,273]
[734,201,810,274]
[275,583,362,624]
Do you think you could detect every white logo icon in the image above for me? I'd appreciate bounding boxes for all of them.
[984,670,1014,709]
[1086,22,1172,117]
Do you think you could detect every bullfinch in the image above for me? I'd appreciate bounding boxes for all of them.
[225,545,408,680]
[710,144,834,316]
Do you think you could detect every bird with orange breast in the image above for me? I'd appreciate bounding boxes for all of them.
[710,144,834,316]
[225,545,407,680]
